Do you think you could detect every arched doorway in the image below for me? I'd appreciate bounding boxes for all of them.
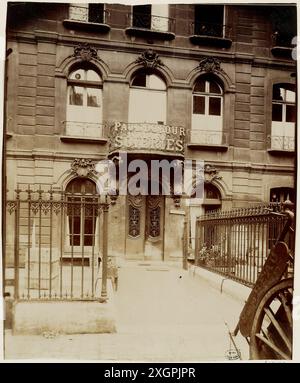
[65,178,99,262]
[188,183,222,250]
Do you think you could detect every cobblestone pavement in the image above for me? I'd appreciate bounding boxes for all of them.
[4,262,249,361]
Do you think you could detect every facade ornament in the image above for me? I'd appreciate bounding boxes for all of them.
[71,158,97,177]
[204,164,222,183]
[198,57,224,74]
[73,43,99,62]
[135,49,164,69]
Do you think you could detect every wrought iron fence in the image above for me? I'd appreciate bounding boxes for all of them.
[191,22,232,38]
[5,187,110,302]
[194,203,294,287]
[129,12,175,33]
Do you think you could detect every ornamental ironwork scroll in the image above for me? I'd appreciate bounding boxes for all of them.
[147,195,161,238]
[128,195,143,238]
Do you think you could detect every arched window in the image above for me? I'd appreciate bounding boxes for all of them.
[191,75,223,145]
[66,178,98,247]
[128,71,167,124]
[66,66,103,139]
[271,83,295,150]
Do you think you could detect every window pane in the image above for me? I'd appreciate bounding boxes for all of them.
[209,97,221,115]
[286,104,296,122]
[87,88,101,107]
[69,216,81,246]
[132,5,151,28]
[209,81,221,94]
[272,103,283,121]
[193,96,205,114]
[69,86,83,105]
[86,70,101,82]
[272,85,284,100]
[88,3,104,23]
[148,74,166,90]
[194,79,205,93]
[132,73,147,87]
[286,89,295,103]
[69,69,85,81]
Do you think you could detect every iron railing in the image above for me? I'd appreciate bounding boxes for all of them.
[69,4,110,24]
[63,121,105,140]
[5,187,110,301]
[129,12,175,33]
[190,130,228,146]
[194,203,294,287]
[191,22,232,39]
[269,135,295,151]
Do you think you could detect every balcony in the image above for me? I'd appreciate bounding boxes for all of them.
[60,121,107,144]
[188,130,228,151]
[189,22,232,48]
[271,32,295,58]
[108,122,185,157]
[63,5,111,33]
[268,135,295,155]
[125,13,175,41]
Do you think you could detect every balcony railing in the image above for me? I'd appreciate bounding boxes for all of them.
[108,122,185,156]
[190,21,231,39]
[62,121,105,142]
[127,12,175,34]
[69,5,109,24]
[190,130,228,147]
[269,135,295,151]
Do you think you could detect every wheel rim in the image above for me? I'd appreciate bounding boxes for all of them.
[250,278,293,360]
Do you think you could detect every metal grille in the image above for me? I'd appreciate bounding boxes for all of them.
[194,203,294,287]
[5,187,109,302]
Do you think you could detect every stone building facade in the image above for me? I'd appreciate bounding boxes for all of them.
[4,3,296,265]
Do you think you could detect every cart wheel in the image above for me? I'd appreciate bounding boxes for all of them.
[250,278,293,360]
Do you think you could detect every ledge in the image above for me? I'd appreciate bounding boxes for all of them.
[60,136,107,144]
[267,148,295,156]
[189,35,232,48]
[271,46,293,59]
[6,133,13,139]
[63,19,111,33]
[125,27,175,41]
[187,143,229,151]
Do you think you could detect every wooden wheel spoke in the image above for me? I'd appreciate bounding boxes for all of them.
[255,333,290,360]
[264,307,292,353]
[278,292,293,327]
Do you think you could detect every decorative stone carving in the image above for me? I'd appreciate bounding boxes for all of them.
[73,43,99,62]
[198,57,224,74]
[204,164,222,183]
[135,49,164,69]
[71,158,97,177]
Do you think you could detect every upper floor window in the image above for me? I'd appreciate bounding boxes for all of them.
[69,3,105,24]
[66,66,103,139]
[271,6,296,48]
[128,71,167,124]
[194,5,225,37]
[271,83,295,151]
[191,75,224,145]
[132,4,169,32]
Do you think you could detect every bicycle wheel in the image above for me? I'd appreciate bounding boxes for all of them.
[250,278,293,360]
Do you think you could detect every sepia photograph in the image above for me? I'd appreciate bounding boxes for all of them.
[0,0,299,364]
